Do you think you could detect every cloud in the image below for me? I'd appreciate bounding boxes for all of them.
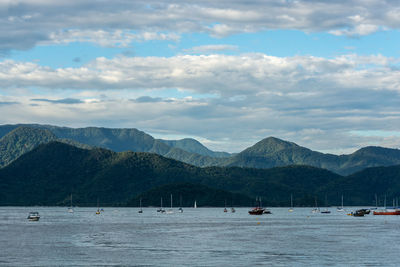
[1,1,400,52]
[0,101,18,105]
[31,98,84,104]
[183,44,238,54]
[0,54,398,96]
[1,52,400,153]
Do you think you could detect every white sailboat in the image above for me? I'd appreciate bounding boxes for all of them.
[166,194,174,214]
[337,195,344,212]
[194,200,197,208]
[68,194,74,213]
[312,197,320,213]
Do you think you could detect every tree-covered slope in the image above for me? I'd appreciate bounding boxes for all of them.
[0,141,343,206]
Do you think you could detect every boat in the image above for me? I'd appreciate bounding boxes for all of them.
[373,209,400,215]
[194,200,197,209]
[224,200,228,212]
[138,198,143,213]
[27,212,40,221]
[166,194,174,214]
[68,194,74,213]
[288,194,294,212]
[157,197,165,213]
[348,209,366,217]
[249,197,269,215]
[311,197,320,213]
[337,195,344,212]
[249,207,265,215]
[95,198,101,214]
[321,209,331,214]
[178,195,183,213]
[231,207,236,213]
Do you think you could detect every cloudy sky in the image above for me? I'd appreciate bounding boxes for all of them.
[1,0,400,154]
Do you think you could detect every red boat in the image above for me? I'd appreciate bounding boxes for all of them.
[373,209,400,215]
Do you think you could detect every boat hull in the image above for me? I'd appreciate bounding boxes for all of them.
[373,210,400,215]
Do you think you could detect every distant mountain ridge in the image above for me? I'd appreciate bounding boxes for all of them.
[1,141,399,206]
[1,124,400,175]
[222,137,400,175]
[0,141,341,206]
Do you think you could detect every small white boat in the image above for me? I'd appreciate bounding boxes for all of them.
[194,200,197,209]
[68,194,74,213]
[27,212,40,221]
[337,195,344,212]
[166,194,174,214]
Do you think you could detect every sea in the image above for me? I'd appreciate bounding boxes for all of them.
[0,206,399,266]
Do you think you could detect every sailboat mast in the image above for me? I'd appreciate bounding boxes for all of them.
[341,194,344,208]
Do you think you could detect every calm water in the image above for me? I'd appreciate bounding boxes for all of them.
[1,207,400,266]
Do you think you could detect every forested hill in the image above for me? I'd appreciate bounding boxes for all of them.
[1,141,398,207]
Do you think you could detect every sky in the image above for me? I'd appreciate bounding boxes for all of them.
[1,0,400,154]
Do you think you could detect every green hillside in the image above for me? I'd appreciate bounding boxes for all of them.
[0,141,343,207]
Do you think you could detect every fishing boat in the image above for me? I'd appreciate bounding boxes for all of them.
[138,198,143,213]
[249,207,265,215]
[27,212,40,221]
[68,194,74,213]
[337,195,344,212]
[249,197,268,215]
[348,209,366,217]
[288,194,294,212]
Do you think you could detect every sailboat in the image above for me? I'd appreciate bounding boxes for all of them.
[178,195,183,213]
[224,200,228,212]
[166,194,174,214]
[138,198,143,213]
[157,197,165,213]
[68,194,74,213]
[311,197,320,213]
[96,198,101,214]
[337,195,344,212]
[321,195,331,214]
[288,194,294,212]
[194,200,197,209]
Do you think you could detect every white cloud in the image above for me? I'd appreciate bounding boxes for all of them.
[183,44,238,54]
[1,0,400,52]
[1,53,400,153]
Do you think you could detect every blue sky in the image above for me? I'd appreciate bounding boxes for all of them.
[1,0,400,154]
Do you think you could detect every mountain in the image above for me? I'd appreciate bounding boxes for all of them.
[319,164,400,206]
[223,137,400,175]
[1,124,400,175]
[0,141,343,206]
[127,182,253,207]
[0,124,224,167]
[0,126,92,168]
[160,138,230,158]
[0,126,57,167]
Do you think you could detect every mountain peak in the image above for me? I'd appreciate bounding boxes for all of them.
[243,136,299,155]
